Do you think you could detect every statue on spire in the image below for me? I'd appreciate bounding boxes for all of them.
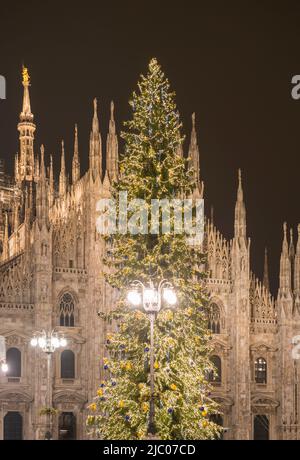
[22,65,30,85]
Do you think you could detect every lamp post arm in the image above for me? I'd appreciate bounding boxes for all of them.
[131,280,145,289]
[158,279,168,290]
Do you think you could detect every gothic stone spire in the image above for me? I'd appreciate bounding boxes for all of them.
[59,140,67,196]
[106,101,119,183]
[263,247,270,291]
[234,169,247,241]
[279,222,292,296]
[188,113,200,186]
[72,124,81,184]
[17,66,36,182]
[89,98,102,179]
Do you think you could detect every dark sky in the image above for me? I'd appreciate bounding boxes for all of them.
[1,0,300,294]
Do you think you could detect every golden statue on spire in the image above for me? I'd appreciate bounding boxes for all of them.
[22,65,30,85]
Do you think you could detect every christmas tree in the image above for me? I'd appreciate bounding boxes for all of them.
[87,59,221,440]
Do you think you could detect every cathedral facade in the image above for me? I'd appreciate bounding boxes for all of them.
[0,69,299,440]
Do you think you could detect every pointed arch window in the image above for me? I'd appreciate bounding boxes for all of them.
[209,355,222,383]
[61,350,75,379]
[208,303,221,334]
[255,357,267,384]
[59,293,75,327]
[6,347,21,378]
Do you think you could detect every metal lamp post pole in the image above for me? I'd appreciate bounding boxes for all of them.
[148,311,156,435]
[30,330,67,441]
[127,280,177,438]
[45,352,52,440]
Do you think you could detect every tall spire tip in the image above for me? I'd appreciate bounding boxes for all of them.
[238,168,242,184]
[93,98,98,113]
[192,112,196,128]
[110,100,115,118]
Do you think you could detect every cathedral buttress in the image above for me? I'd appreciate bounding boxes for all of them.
[231,169,251,439]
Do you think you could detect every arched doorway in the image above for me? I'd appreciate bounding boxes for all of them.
[254,415,269,440]
[58,412,76,440]
[4,412,23,440]
[210,413,224,439]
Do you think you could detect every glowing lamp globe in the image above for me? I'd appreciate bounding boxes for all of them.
[144,288,157,304]
[38,337,46,349]
[163,288,177,306]
[1,362,8,373]
[30,337,38,347]
[51,337,60,348]
[60,338,67,347]
[127,290,142,307]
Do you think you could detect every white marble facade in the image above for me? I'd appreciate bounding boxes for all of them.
[0,72,298,440]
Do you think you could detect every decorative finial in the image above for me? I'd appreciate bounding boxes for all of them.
[110,100,115,119]
[284,222,287,235]
[22,65,30,85]
[50,154,53,179]
[210,205,214,225]
[93,98,97,113]
[192,112,196,128]
[61,139,65,151]
[238,168,242,185]
[75,124,78,135]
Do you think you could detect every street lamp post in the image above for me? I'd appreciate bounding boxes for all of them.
[30,330,67,440]
[127,280,177,437]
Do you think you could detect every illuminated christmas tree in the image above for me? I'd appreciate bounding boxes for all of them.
[87,58,221,440]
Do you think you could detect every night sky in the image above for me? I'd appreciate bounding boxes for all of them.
[1,1,300,294]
